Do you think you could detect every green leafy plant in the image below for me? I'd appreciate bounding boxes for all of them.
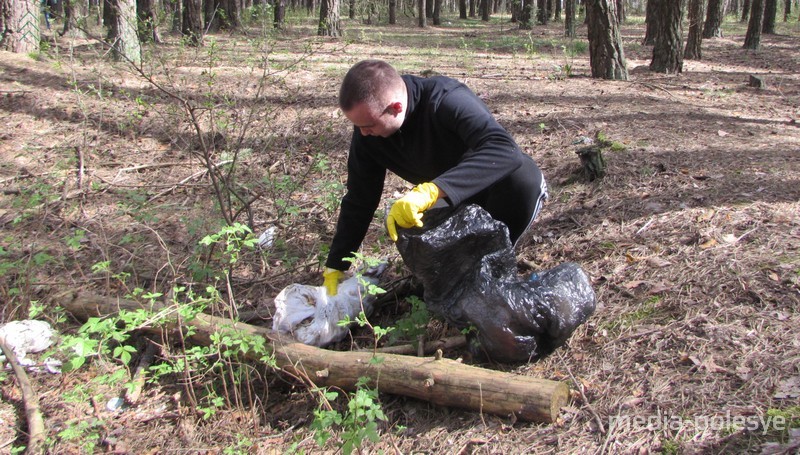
[390,295,430,344]
[311,377,387,455]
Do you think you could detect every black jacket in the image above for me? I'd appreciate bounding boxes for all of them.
[326,75,528,270]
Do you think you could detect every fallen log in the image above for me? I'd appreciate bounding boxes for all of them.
[56,290,570,423]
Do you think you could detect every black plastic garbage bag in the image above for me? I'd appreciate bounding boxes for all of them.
[396,204,596,363]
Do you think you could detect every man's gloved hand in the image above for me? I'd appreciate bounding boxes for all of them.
[386,182,440,242]
[323,268,345,296]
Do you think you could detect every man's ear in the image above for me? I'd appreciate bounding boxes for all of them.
[388,101,404,116]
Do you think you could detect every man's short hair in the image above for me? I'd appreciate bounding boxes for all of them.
[339,60,403,112]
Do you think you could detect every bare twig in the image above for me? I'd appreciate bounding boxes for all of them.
[367,335,467,356]
[558,351,605,435]
[0,337,46,454]
[146,160,232,203]
[75,146,84,189]
[119,162,189,172]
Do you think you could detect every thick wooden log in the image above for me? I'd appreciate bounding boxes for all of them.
[56,291,569,423]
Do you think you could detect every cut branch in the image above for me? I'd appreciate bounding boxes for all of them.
[57,291,570,423]
[0,337,46,454]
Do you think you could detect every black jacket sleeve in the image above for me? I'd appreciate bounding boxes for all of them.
[324,131,386,271]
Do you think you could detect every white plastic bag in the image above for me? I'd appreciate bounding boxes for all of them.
[272,263,387,346]
[0,320,55,365]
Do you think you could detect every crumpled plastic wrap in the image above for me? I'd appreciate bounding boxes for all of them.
[272,263,388,347]
[0,320,57,369]
[396,204,596,363]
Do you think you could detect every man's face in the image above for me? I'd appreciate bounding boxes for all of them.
[344,101,404,138]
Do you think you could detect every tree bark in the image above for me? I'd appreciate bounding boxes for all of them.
[389,0,396,23]
[762,0,777,32]
[106,0,141,63]
[0,0,40,53]
[703,0,724,38]
[537,0,548,23]
[586,0,628,80]
[418,0,426,26]
[274,0,285,28]
[169,0,181,33]
[649,0,683,73]
[519,0,532,28]
[684,0,704,59]
[137,0,162,43]
[642,0,657,44]
[741,0,751,21]
[58,290,571,423]
[224,0,241,30]
[182,0,203,45]
[783,0,790,21]
[743,0,764,48]
[458,0,467,19]
[205,0,220,32]
[433,0,441,24]
[565,0,576,36]
[318,0,341,34]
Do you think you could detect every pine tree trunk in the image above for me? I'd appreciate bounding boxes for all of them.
[519,0,532,28]
[171,0,181,33]
[649,0,683,73]
[274,0,285,28]
[106,0,141,63]
[61,0,78,36]
[389,0,396,23]
[318,0,341,36]
[642,0,657,44]
[433,0,441,24]
[418,0,426,26]
[458,0,466,19]
[586,0,628,80]
[684,0,704,59]
[225,0,241,29]
[743,0,764,48]
[137,0,162,43]
[205,0,220,32]
[537,0,547,23]
[182,0,203,45]
[0,0,40,53]
[762,0,777,32]
[782,0,789,21]
[703,0,724,38]
[565,0,576,36]
[741,0,751,21]
[481,0,489,20]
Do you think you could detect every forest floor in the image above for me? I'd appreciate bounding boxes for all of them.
[1,10,799,455]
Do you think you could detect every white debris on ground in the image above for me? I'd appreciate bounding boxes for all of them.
[272,262,388,346]
[0,319,61,372]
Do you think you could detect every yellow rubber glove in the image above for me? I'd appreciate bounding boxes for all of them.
[323,268,345,296]
[386,182,440,242]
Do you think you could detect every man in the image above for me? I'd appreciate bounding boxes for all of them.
[323,59,548,295]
